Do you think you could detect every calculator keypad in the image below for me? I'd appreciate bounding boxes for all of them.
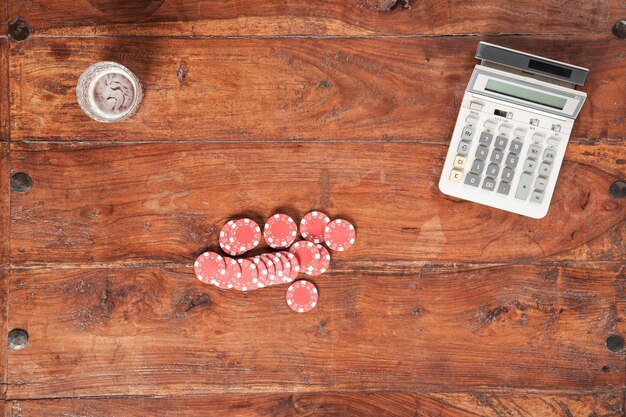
[450,119,559,204]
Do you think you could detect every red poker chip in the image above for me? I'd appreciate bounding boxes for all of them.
[280,251,300,280]
[219,220,242,256]
[289,241,321,275]
[286,280,319,313]
[263,214,297,249]
[259,254,279,285]
[194,252,227,284]
[309,244,331,276]
[228,218,261,253]
[233,258,260,292]
[274,252,293,283]
[212,257,240,290]
[249,256,270,288]
[265,253,287,283]
[299,211,330,243]
[323,219,356,252]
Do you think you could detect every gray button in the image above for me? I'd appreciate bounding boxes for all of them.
[464,173,480,187]
[486,163,500,177]
[502,167,514,181]
[505,153,519,169]
[490,149,503,163]
[509,140,523,154]
[535,176,548,191]
[543,149,556,162]
[523,158,537,172]
[539,162,552,176]
[470,159,485,174]
[497,181,511,195]
[479,132,493,146]
[530,190,544,204]
[528,144,541,158]
[457,141,471,155]
[475,146,489,160]
[494,136,508,150]
[462,126,475,140]
[515,173,533,200]
[482,177,496,191]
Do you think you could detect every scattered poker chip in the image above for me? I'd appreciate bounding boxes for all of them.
[309,244,331,276]
[274,253,293,283]
[228,218,261,254]
[299,211,331,243]
[233,258,260,292]
[264,214,298,249]
[265,253,286,282]
[286,280,319,313]
[259,254,279,285]
[249,256,270,288]
[212,257,240,290]
[194,252,227,285]
[219,220,241,256]
[323,219,356,252]
[289,241,321,275]
[280,251,300,281]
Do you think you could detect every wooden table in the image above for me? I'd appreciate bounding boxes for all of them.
[1,1,625,416]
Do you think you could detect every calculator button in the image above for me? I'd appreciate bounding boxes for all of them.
[461,126,475,140]
[466,115,479,125]
[457,141,471,155]
[486,163,500,177]
[515,173,533,200]
[535,176,548,191]
[532,133,545,142]
[530,190,544,204]
[523,158,537,173]
[484,119,497,130]
[528,145,541,158]
[470,159,485,175]
[542,149,556,162]
[475,146,489,160]
[482,177,496,191]
[530,118,540,126]
[464,173,480,187]
[539,162,552,176]
[547,137,560,148]
[479,132,493,146]
[497,181,511,195]
[449,169,463,183]
[501,167,514,182]
[490,149,504,163]
[513,128,527,138]
[494,136,508,150]
[509,140,523,154]
[454,155,467,169]
[470,101,484,111]
[505,153,519,169]
[499,125,512,135]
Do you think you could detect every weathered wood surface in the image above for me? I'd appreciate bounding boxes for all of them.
[10,141,625,265]
[9,36,626,142]
[7,264,625,398]
[0,39,8,141]
[6,0,624,37]
[6,391,625,417]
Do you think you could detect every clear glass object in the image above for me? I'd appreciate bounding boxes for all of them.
[76,61,144,123]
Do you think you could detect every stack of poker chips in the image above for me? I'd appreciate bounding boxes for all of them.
[193,211,356,313]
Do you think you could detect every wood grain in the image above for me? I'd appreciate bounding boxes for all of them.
[9,141,625,265]
[6,0,623,37]
[0,38,8,141]
[0,143,8,265]
[5,391,625,417]
[6,263,625,398]
[10,36,626,142]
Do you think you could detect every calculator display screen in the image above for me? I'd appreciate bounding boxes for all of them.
[485,79,568,110]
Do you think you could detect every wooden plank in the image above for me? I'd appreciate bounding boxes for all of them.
[5,0,622,37]
[6,391,625,417]
[0,143,8,265]
[0,38,8,140]
[9,141,625,265]
[6,263,624,398]
[9,36,626,142]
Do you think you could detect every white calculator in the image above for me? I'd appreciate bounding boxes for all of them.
[439,42,589,218]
